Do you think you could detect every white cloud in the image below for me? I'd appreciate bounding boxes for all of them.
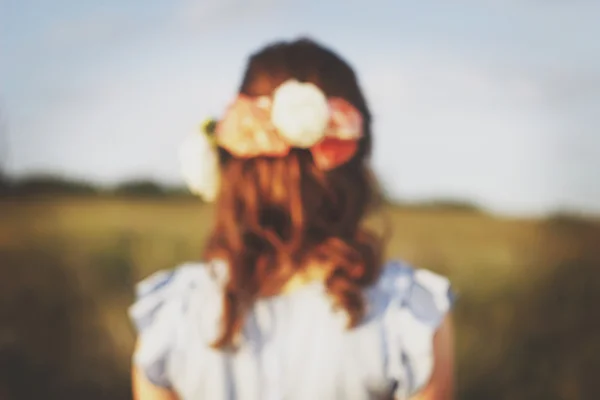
[168,0,282,34]
[45,12,129,50]
[360,51,567,215]
[8,56,241,184]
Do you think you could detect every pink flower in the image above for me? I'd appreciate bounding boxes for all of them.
[216,95,290,158]
[310,138,359,171]
[327,98,363,141]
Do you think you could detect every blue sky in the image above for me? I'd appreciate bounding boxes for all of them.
[1,0,599,215]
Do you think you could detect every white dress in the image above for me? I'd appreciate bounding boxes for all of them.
[129,260,454,400]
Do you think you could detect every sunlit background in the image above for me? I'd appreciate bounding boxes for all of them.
[1,1,599,399]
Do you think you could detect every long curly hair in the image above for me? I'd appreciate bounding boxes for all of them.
[204,38,384,349]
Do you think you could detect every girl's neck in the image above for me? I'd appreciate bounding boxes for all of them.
[279,262,329,295]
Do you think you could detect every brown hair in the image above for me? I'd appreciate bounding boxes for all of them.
[204,38,384,349]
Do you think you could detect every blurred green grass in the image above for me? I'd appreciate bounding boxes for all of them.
[1,197,599,399]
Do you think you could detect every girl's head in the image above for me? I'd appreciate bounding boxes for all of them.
[204,38,383,348]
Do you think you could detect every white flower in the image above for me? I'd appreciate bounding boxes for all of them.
[178,131,220,202]
[271,80,330,148]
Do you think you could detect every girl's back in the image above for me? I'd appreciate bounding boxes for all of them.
[130,260,453,400]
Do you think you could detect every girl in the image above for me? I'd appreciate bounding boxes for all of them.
[129,38,455,400]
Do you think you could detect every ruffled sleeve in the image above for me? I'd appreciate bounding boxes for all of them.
[128,261,227,388]
[128,269,180,388]
[381,261,455,398]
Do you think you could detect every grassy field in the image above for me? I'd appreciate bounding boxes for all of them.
[1,196,599,399]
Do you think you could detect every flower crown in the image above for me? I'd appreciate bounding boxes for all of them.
[179,79,364,201]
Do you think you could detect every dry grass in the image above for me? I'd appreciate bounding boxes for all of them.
[1,197,599,399]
